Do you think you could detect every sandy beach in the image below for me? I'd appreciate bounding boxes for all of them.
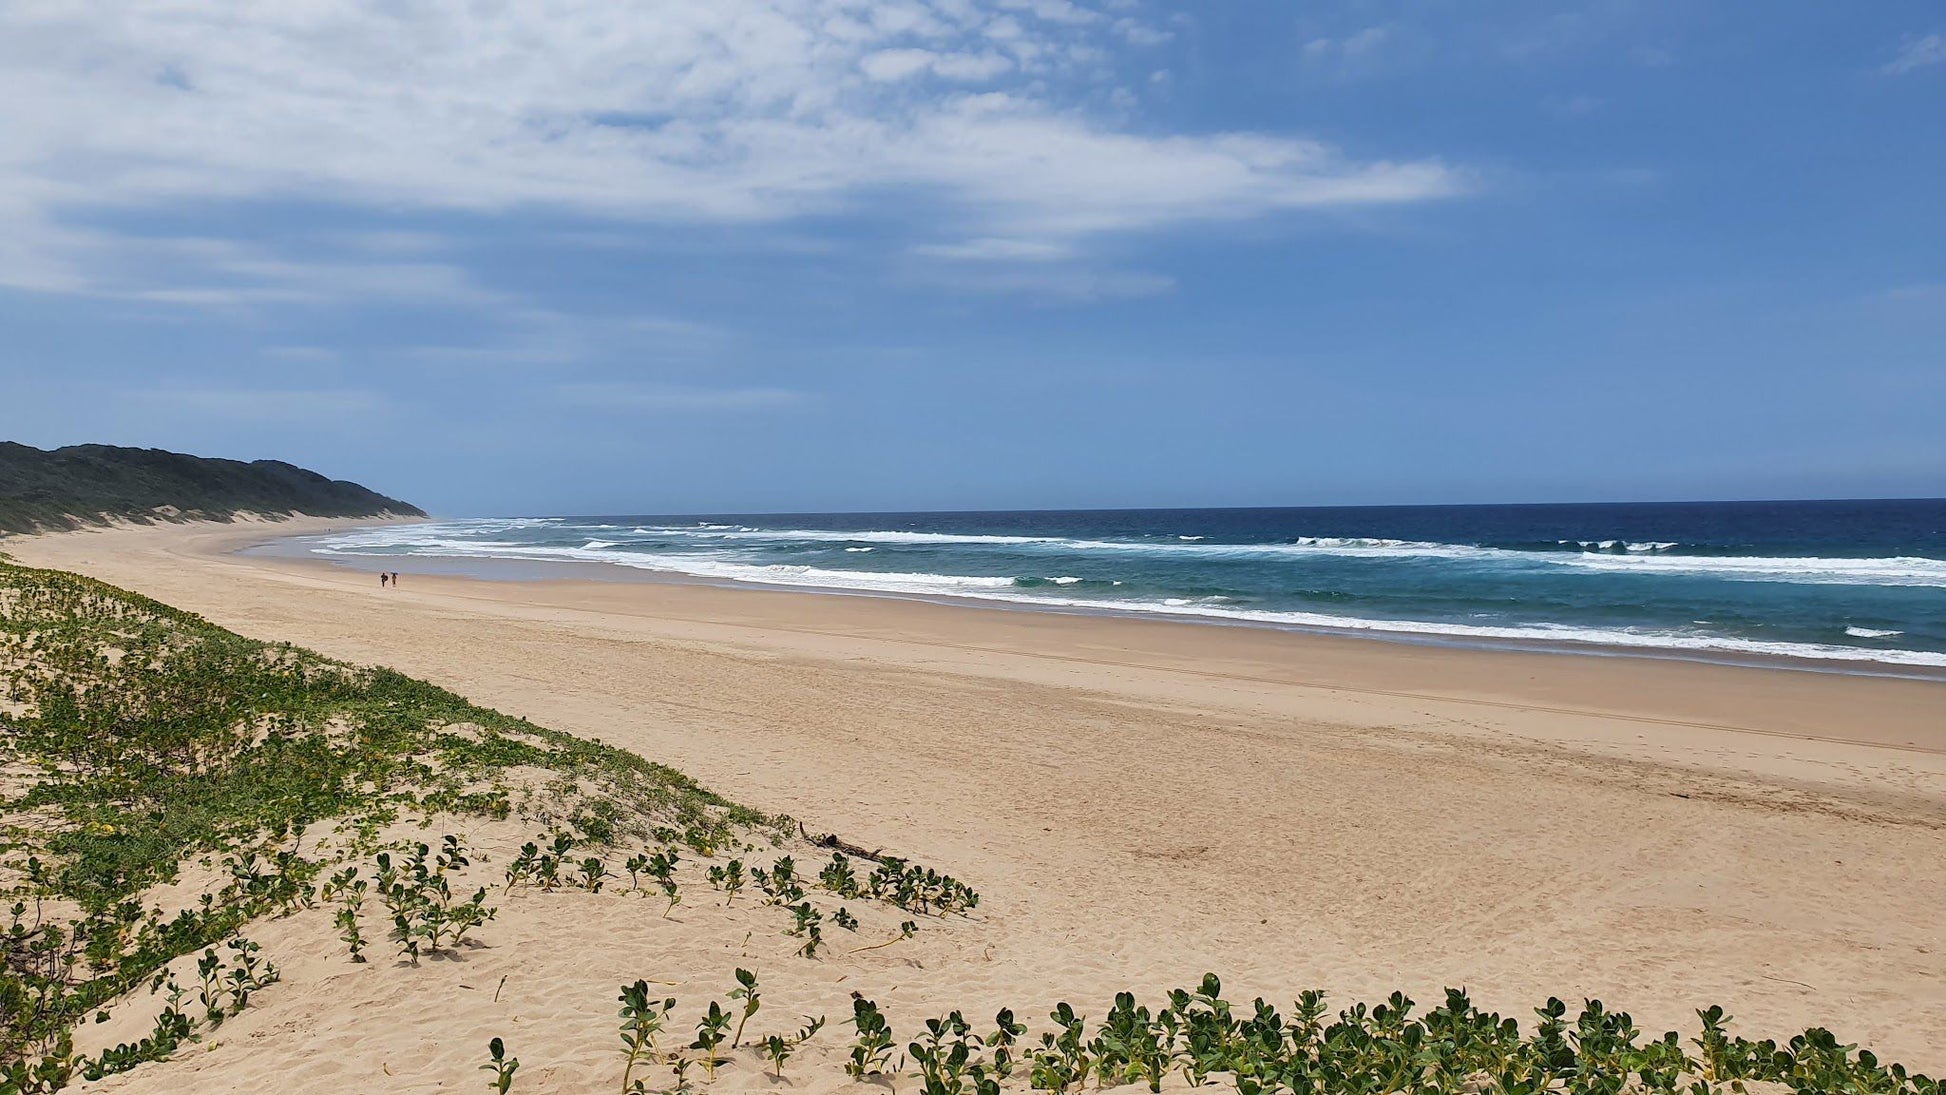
[7,518,1945,1090]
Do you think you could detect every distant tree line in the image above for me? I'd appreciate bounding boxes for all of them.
[0,442,424,533]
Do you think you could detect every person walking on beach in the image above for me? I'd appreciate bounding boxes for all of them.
[380,572,389,589]
[390,571,400,588]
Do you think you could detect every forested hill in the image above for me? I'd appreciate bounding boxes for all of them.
[0,442,425,533]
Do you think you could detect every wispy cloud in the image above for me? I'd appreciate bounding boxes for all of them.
[913,237,1076,261]
[1881,33,1945,75]
[1302,26,1393,66]
[0,1,1462,303]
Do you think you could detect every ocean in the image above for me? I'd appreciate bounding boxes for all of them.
[298,499,1946,673]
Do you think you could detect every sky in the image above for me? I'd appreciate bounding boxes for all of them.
[1,1,1942,516]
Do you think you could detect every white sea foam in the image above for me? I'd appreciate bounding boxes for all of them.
[630,526,1060,547]
[1541,551,1946,588]
[302,521,1946,667]
[1562,540,1678,553]
[401,543,1942,666]
[312,521,1946,589]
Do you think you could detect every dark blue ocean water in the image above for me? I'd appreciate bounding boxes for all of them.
[307,499,1946,672]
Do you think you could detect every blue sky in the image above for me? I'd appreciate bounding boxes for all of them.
[2,1,1941,515]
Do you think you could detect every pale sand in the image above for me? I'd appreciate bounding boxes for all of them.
[7,519,1945,1091]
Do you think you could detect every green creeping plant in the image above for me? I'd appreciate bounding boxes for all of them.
[754,855,803,905]
[617,981,676,1094]
[505,842,540,892]
[847,996,897,1078]
[786,903,825,958]
[986,1008,1027,1079]
[0,561,771,1087]
[326,868,369,962]
[1030,1002,1089,1095]
[909,1011,1005,1095]
[666,1053,695,1095]
[541,835,576,892]
[373,839,497,961]
[706,859,746,905]
[623,853,649,895]
[690,1000,731,1081]
[195,949,227,1027]
[728,968,761,1049]
[647,850,681,917]
[577,857,610,893]
[481,1037,519,1094]
[1089,990,1176,1093]
[833,907,859,931]
[758,1033,794,1079]
[865,856,980,915]
[760,1016,826,1079]
[818,853,861,898]
[77,938,276,1083]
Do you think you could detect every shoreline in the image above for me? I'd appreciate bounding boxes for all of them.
[258,526,1946,684]
[261,518,1946,681]
[18,516,1946,754]
[7,518,1946,1068]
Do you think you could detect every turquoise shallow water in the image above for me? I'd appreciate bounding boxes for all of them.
[304,499,1946,673]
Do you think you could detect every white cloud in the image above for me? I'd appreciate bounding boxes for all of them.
[996,0,1101,27]
[861,48,945,81]
[0,1,1462,300]
[914,237,1075,261]
[860,47,1013,82]
[1301,25,1392,66]
[1882,33,1945,75]
[1115,19,1174,47]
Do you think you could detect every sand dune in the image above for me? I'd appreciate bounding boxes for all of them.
[9,518,1945,1090]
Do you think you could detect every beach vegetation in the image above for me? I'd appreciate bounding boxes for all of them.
[759,1015,825,1079]
[867,856,979,915]
[0,558,780,1088]
[753,856,803,906]
[846,996,897,1078]
[617,980,676,1093]
[373,838,495,962]
[646,850,681,916]
[818,852,861,898]
[689,1000,730,1080]
[481,1036,518,1094]
[786,902,824,958]
[705,859,745,905]
[577,857,610,893]
[727,968,759,1049]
